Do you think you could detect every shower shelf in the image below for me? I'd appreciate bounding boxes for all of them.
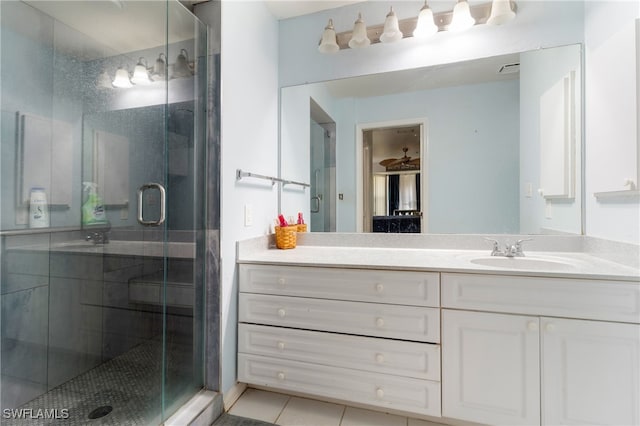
[129,271,193,308]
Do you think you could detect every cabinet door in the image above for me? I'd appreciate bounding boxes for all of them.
[542,318,640,425]
[442,310,540,426]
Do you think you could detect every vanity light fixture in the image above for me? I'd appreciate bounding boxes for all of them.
[319,0,516,52]
[112,66,133,88]
[449,0,476,32]
[131,57,152,85]
[348,13,371,48]
[318,19,340,53]
[413,1,438,39]
[380,7,403,43]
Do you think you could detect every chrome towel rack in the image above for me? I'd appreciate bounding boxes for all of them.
[236,169,310,189]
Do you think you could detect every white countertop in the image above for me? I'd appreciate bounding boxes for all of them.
[11,240,196,259]
[237,235,640,282]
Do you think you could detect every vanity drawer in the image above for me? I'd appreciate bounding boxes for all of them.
[442,273,640,323]
[238,323,440,381]
[238,353,441,418]
[239,293,440,343]
[239,264,439,307]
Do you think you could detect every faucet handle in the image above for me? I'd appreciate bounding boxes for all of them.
[514,238,533,256]
[483,237,502,255]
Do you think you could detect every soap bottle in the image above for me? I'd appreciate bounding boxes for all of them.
[29,187,50,228]
[82,182,108,226]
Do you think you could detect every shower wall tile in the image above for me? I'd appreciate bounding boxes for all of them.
[49,252,103,280]
[1,285,49,408]
[47,277,103,389]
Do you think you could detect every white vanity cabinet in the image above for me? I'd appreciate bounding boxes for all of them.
[237,264,442,417]
[442,273,640,426]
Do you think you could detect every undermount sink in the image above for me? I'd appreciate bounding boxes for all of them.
[469,256,577,271]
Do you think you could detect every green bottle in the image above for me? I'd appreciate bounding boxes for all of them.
[82,182,108,226]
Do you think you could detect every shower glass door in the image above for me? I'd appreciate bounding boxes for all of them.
[0,1,206,424]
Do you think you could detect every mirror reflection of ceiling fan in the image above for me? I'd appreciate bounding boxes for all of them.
[379,147,420,171]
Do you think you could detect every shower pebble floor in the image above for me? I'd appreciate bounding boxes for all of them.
[5,339,188,426]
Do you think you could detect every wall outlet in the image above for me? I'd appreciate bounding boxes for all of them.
[545,201,552,219]
[244,204,253,227]
[525,183,533,198]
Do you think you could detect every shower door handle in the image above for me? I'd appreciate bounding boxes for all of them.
[137,183,166,226]
[311,196,321,213]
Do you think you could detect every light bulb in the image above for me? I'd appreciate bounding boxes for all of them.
[413,2,438,39]
[348,13,370,48]
[487,0,515,25]
[112,67,132,88]
[449,0,475,32]
[131,57,152,85]
[319,19,339,53]
[380,7,403,43]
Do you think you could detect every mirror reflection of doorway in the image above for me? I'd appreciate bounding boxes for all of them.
[310,99,336,232]
[363,123,425,233]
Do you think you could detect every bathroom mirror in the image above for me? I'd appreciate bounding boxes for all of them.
[280,43,583,235]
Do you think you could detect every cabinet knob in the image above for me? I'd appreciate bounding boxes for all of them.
[277,372,286,381]
[376,388,384,399]
[277,308,286,318]
[375,317,385,328]
[277,341,285,351]
[277,277,286,286]
[375,283,384,293]
[545,323,556,333]
[375,353,385,364]
[527,321,538,331]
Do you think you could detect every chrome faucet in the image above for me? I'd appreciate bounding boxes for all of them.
[84,224,111,245]
[484,237,532,257]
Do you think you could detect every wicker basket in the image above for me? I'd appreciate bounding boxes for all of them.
[275,225,297,249]
[296,223,307,233]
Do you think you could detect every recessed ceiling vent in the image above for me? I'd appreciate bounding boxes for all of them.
[498,62,520,74]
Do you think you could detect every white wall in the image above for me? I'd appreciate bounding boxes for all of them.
[219,0,279,394]
[584,2,640,243]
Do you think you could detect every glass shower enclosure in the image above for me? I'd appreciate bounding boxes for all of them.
[1,1,207,424]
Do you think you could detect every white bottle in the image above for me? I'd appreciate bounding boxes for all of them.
[29,187,50,228]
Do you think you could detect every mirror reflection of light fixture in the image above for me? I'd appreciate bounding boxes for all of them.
[96,70,112,89]
[151,53,167,81]
[487,0,515,25]
[449,0,476,32]
[318,19,339,53]
[413,1,438,39]
[380,7,403,43]
[348,13,371,48]
[172,49,192,78]
[112,66,132,88]
[131,57,152,85]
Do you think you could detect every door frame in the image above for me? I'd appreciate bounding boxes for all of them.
[356,117,429,233]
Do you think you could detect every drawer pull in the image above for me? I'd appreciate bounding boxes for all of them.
[375,353,385,364]
[376,388,384,399]
[277,341,285,351]
[277,308,286,318]
[277,278,286,286]
[545,323,556,333]
[277,372,286,381]
[375,317,385,328]
[375,283,384,293]
[527,321,538,332]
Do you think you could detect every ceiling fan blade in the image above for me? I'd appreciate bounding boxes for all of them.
[379,158,398,166]
[408,158,420,165]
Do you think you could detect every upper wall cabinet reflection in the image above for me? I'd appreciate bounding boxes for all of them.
[280,44,583,235]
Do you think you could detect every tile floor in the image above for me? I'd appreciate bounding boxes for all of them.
[227,388,447,426]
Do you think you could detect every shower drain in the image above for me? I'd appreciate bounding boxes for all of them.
[88,405,113,420]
